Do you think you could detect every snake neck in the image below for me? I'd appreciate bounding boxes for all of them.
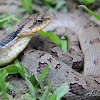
[0,35,33,66]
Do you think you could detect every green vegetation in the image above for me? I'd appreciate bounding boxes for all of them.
[21,0,33,14]
[60,35,68,53]
[78,0,100,5]
[0,59,69,99]
[79,5,100,20]
[0,15,15,26]
[78,0,95,5]
[0,13,22,29]
[39,31,68,53]
[20,0,67,13]
[0,70,8,99]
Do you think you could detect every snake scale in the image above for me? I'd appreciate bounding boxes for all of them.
[1,11,100,99]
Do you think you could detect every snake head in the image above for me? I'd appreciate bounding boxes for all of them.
[17,12,51,37]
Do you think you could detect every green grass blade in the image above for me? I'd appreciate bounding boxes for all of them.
[21,0,33,14]
[0,59,25,78]
[78,0,95,5]
[25,78,36,100]
[6,99,26,100]
[37,73,44,89]
[49,83,69,100]
[40,85,51,100]
[0,70,8,99]
[29,75,40,91]
[60,36,68,53]
[14,58,23,70]
[48,94,57,100]
[7,84,19,92]
[0,15,15,25]
[0,64,19,74]
[23,93,34,100]
[41,65,49,79]
[14,58,25,78]
[27,0,33,6]
[39,31,50,37]
[46,31,61,46]
[79,5,100,20]
[39,31,61,46]
[54,1,65,11]
[39,31,68,53]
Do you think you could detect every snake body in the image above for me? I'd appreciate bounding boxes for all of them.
[0,12,51,66]
[20,12,100,99]
[43,12,100,98]
[1,11,100,99]
[43,12,100,77]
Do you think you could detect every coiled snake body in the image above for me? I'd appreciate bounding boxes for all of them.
[1,11,100,99]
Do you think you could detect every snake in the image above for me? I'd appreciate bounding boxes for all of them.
[0,12,51,66]
[1,11,100,99]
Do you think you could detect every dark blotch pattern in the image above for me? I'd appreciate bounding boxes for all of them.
[37,62,48,74]
[0,25,25,46]
[15,25,25,35]
[94,80,100,85]
[29,22,37,29]
[69,83,85,95]
[29,13,40,29]
[47,58,52,62]
[51,51,58,58]
[72,61,83,72]
[89,38,100,45]
[55,63,61,69]
[38,52,45,58]
[0,32,16,46]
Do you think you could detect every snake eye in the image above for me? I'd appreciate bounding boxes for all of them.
[36,18,43,23]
